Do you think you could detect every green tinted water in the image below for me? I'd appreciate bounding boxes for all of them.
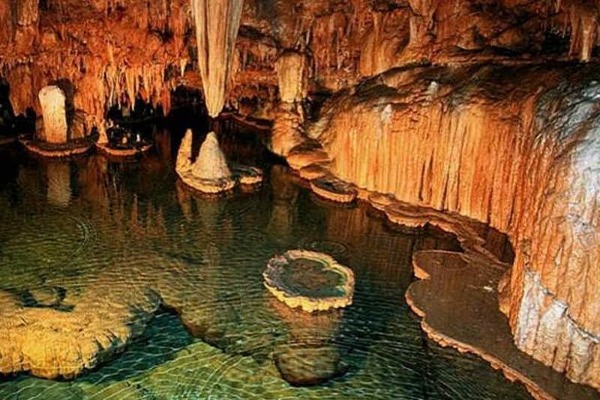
[0,127,531,399]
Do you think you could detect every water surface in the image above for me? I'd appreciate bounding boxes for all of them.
[0,127,530,399]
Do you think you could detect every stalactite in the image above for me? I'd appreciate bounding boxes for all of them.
[276,51,308,104]
[568,3,599,62]
[191,0,243,117]
[16,0,39,27]
[0,1,14,43]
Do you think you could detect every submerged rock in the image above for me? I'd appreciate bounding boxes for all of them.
[0,285,161,379]
[274,344,347,386]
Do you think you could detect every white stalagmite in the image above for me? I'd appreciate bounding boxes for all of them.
[191,0,243,117]
[38,85,68,144]
[192,132,232,180]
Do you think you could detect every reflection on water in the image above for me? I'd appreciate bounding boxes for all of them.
[0,128,531,399]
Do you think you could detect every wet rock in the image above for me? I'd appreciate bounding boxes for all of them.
[310,63,600,390]
[191,132,232,181]
[274,344,347,386]
[27,286,66,307]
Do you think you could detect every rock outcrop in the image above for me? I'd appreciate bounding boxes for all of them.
[38,85,68,144]
[307,63,600,391]
[263,250,355,313]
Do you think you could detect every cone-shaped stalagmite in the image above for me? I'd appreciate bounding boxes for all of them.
[192,132,232,180]
[192,0,243,117]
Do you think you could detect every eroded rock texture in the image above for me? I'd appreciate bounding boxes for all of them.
[1,0,599,123]
[191,132,232,180]
[38,85,68,144]
[307,64,600,390]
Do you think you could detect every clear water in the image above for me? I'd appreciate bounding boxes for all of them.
[0,126,531,399]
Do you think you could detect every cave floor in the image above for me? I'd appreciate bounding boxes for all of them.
[406,249,599,400]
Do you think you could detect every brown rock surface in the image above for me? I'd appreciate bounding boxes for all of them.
[308,63,600,390]
[406,249,600,400]
[1,0,598,122]
[38,85,68,144]
[263,250,355,313]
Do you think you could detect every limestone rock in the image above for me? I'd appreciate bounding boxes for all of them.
[0,285,161,379]
[308,63,600,390]
[191,132,232,180]
[276,51,308,104]
[274,345,347,386]
[271,106,306,157]
[16,0,39,27]
[38,86,68,144]
[263,250,355,313]
[175,129,193,174]
[192,0,243,117]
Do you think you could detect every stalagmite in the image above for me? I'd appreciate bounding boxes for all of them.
[192,0,243,117]
[176,129,262,194]
[38,86,68,144]
[192,132,232,180]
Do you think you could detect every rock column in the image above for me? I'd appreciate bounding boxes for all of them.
[38,86,68,144]
[272,51,310,157]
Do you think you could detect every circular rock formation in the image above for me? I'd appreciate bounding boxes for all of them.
[310,175,358,204]
[263,250,355,313]
[20,137,93,158]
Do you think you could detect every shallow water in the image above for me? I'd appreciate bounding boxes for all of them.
[0,126,531,399]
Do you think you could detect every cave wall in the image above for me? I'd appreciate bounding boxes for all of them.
[307,63,600,390]
[1,0,599,125]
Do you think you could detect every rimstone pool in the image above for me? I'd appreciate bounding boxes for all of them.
[0,126,530,399]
